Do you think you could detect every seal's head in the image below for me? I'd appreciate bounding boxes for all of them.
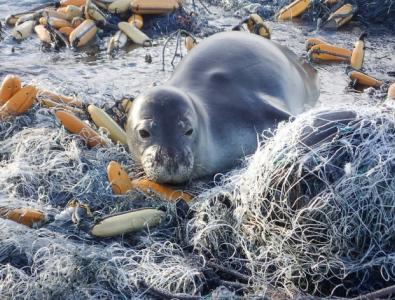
[126,86,199,184]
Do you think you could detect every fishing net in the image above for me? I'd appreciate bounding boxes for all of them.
[1,100,395,299]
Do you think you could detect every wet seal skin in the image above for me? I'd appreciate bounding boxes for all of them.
[126,31,320,183]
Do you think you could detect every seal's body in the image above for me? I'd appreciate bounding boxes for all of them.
[126,31,320,183]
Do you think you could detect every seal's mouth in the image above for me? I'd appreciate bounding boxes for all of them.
[141,145,194,184]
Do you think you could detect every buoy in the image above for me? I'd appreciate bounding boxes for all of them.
[12,20,36,40]
[121,98,133,113]
[276,0,311,21]
[388,83,395,100]
[325,4,354,29]
[43,9,71,21]
[0,207,45,227]
[59,26,75,37]
[37,89,82,107]
[113,30,128,49]
[0,85,37,120]
[350,32,367,70]
[40,98,84,114]
[55,110,107,148]
[34,25,52,44]
[118,22,150,45]
[324,0,341,5]
[0,75,22,105]
[107,0,131,14]
[308,44,352,63]
[15,12,41,26]
[87,104,128,145]
[130,0,179,15]
[107,161,193,202]
[128,14,144,29]
[90,208,165,237]
[349,71,383,88]
[107,36,116,54]
[305,37,328,51]
[39,17,72,29]
[107,161,133,194]
[65,5,83,18]
[5,15,19,26]
[185,36,197,52]
[69,19,97,47]
[92,0,110,10]
[71,16,84,28]
[131,179,193,202]
[247,14,270,39]
[60,0,86,7]
[85,0,107,22]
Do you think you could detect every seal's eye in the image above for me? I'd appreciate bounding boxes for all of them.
[185,129,193,136]
[139,129,150,139]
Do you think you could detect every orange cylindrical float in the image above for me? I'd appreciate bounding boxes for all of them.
[55,110,107,148]
[0,75,22,105]
[308,44,352,63]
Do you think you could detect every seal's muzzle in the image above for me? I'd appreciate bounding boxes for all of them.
[141,145,194,183]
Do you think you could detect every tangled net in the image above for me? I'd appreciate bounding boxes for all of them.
[188,104,395,298]
[1,102,395,299]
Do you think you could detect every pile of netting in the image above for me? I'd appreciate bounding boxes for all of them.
[2,102,395,299]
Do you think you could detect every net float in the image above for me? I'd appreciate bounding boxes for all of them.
[0,75,22,105]
[107,0,131,13]
[15,12,41,26]
[40,98,84,114]
[59,26,75,37]
[107,161,133,194]
[388,83,395,100]
[85,0,107,22]
[276,0,311,21]
[113,30,128,48]
[0,207,45,227]
[60,0,86,7]
[324,4,354,29]
[0,85,37,120]
[308,43,352,63]
[349,71,384,88]
[107,161,193,202]
[128,14,143,29]
[65,5,83,18]
[185,36,197,52]
[246,14,270,39]
[121,98,133,113]
[34,25,52,44]
[118,21,150,45]
[305,37,328,51]
[90,208,165,237]
[69,19,97,47]
[71,16,84,28]
[12,20,36,40]
[39,17,72,29]
[350,32,367,70]
[5,15,19,26]
[37,89,82,107]
[55,110,107,148]
[87,104,128,145]
[43,9,71,21]
[130,0,180,15]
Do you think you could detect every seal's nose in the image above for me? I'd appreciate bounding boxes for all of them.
[142,145,193,183]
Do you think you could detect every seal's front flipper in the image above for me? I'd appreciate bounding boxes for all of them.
[300,110,357,147]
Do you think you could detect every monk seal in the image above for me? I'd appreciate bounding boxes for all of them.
[126,31,320,183]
